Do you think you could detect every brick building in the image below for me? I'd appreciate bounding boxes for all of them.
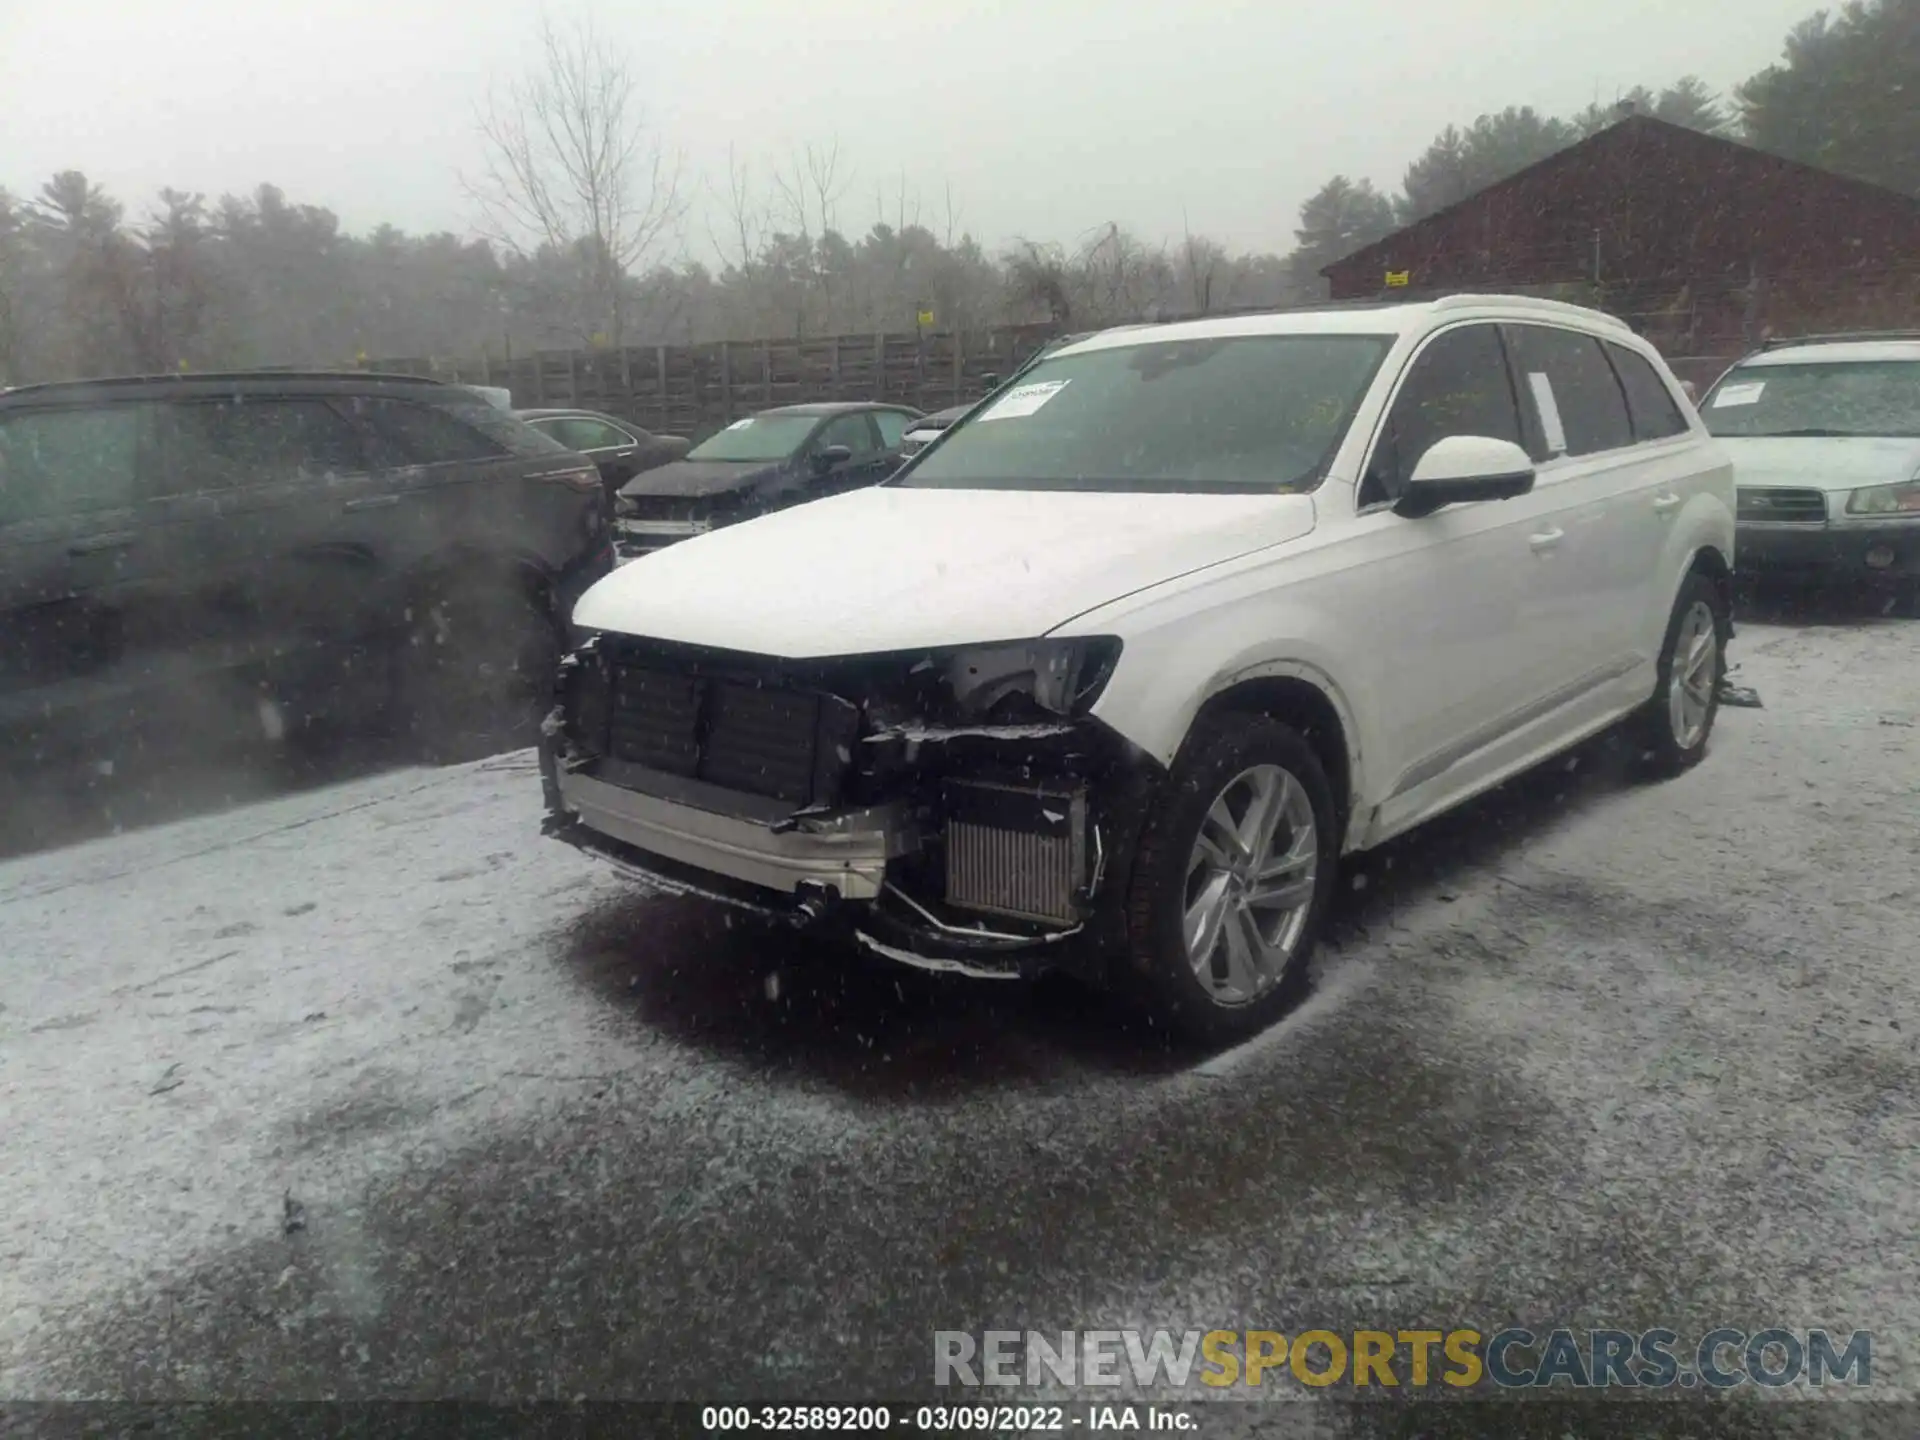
[1321,116,1920,386]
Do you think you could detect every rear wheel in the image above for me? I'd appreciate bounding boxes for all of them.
[396,575,561,765]
[1121,716,1339,1045]
[1632,570,1727,777]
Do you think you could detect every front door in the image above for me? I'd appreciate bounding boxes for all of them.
[806,411,888,498]
[1333,321,1548,838]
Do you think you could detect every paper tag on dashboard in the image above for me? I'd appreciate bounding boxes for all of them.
[977,379,1070,422]
[1711,381,1766,408]
[1527,372,1568,455]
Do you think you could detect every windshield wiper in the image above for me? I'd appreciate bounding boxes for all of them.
[1745,427,1858,438]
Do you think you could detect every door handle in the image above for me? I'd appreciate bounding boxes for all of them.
[68,531,138,555]
[1653,493,1682,514]
[1528,526,1565,551]
[343,494,400,512]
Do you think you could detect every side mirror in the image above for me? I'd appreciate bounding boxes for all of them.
[810,444,854,474]
[1394,435,1535,519]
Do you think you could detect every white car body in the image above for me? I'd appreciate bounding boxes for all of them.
[1700,338,1920,586]
[546,294,1734,1036]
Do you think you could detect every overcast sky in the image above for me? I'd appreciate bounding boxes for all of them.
[2,0,1822,262]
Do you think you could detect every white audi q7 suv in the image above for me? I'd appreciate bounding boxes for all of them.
[539,295,1736,1042]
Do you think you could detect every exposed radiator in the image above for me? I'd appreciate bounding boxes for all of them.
[943,780,1087,927]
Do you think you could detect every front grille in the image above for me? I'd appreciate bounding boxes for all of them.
[943,781,1085,926]
[619,494,707,523]
[605,661,823,804]
[1738,487,1828,524]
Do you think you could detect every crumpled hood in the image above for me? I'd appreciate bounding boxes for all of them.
[1721,436,1920,492]
[574,484,1319,658]
[616,457,779,500]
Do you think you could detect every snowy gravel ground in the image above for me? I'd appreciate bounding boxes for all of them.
[2,609,1917,1423]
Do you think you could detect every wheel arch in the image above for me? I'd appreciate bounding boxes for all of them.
[398,543,561,621]
[1182,666,1361,845]
[1689,542,1734,629]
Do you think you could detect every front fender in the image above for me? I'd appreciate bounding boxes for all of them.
[1064,577,1374,819]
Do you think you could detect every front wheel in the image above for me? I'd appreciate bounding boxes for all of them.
[1121,716,1340,1046]
[1632,570,1728,777]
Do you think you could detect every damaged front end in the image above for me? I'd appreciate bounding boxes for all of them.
[539,632,1158,981]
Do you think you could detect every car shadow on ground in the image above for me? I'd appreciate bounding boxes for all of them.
[558,727,1646,1098]
[1733,578,1917,627]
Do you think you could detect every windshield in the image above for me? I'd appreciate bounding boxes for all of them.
[685,415,817,462]
[1702,360,1920,438]
[898,334,1391,492]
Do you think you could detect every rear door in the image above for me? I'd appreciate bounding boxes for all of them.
[0,401,165,744]
[1603,340,1704,656]
[538,414,643,503]
[1501,324,1651,699]
[871,408,916,473]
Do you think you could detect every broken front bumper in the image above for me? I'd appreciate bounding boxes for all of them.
[538,717,1156,981]
[552,767,904,900]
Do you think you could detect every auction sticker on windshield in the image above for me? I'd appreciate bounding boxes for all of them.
[1712,381,1766,407]
[978,379,1070,421]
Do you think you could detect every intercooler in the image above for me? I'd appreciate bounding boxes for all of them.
[942,780,1088,927]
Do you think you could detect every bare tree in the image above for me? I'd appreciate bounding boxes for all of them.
[468,12,685,347]
[1179,214,1228,317]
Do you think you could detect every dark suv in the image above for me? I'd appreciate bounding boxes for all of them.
[0,371,612,767]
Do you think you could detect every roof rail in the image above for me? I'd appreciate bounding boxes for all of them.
[1758,330,1920,350]
[0,368,448,396]
[1428,292,1632,329]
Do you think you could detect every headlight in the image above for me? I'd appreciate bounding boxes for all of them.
[1845,479,1920,516]
[945,638,1122,718]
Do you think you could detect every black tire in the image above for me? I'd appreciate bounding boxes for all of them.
[396,575,562,765]
[1120,715,1341,1046]
[1631,569,1728,778]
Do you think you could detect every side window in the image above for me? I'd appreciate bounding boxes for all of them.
[157,398,366,494]
[1504,325,1634,459]
[548,417,634,451]
[1360,325,1522,508]
[1605,342,1690,441]
[815,412,879,458]
[352,398,509,467]
[0,406,146,522]
[873,410,912,448]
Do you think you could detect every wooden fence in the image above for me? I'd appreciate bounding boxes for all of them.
[367,323,1066,440]
[368,266,1920,437]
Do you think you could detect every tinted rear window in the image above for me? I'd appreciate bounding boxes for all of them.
[1606,343,1690,441]
[1505,324,1634,457]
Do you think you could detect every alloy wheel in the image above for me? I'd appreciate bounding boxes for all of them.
[1182,763,1319,1006]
